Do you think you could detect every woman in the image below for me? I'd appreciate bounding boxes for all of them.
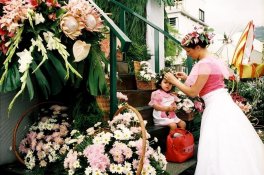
[165,27,264,175]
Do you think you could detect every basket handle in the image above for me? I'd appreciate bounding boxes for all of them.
[114,104,147,175]
[12,101,63,164]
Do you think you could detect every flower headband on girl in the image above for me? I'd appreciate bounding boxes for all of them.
[181,26,215,47]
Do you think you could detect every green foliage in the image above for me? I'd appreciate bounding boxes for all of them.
[237,78,264,120]
[71,93,104,132]
[226,77,264,123]
[127,43,152,72]
[150,157,170,175]
[94,0,151,73]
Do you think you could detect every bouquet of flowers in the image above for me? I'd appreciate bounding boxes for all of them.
[0,0,109,112]
[18,104,71,170]
[63,107,169,175]
[175,91,204,114]
[135,61,156,82]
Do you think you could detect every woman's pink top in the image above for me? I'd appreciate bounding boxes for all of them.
[185,57,229,97]
[199,74,225,96]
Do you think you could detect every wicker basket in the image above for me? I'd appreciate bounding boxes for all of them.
[96,95,110,121]
[12,101,64,164]
[136,79,156,90]
[114,104,147,175]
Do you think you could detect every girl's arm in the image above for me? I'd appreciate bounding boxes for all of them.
[153,103,176,112]
[165,72,209,98]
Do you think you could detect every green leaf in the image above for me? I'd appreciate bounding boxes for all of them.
[31,61,51,99]
[87,46,108,96]
[0,65,21,93]
[26,73,34,100]
[43,60,63,95]
[48,51,67,84]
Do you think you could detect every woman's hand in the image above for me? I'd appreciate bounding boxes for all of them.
[164,72,178,84]
[175,72,187,80]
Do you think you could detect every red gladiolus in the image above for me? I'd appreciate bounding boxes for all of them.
[27,0,40,7]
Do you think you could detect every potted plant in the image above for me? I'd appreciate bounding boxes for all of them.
[134,61,156,90]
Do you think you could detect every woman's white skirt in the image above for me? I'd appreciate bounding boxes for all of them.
[195,88,264,175]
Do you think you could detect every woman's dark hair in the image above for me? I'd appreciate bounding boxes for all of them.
[183,39,208,49]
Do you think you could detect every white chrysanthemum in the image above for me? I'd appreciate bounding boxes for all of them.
[113,130,123,140]
[86,127,95,135]
[25,150,36,170]
[116,164,124,174]
[73,160,81,169]
[123,162,132,173]
[109,164,117,173]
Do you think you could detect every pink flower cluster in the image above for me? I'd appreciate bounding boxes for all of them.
[109,142,133,163]
[18,104,71,170]
[83,144,110,172]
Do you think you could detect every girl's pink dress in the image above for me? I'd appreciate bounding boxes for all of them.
[187,57,264,175]
[149,89,181,126]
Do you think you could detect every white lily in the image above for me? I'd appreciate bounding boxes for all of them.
[72,40,91,62]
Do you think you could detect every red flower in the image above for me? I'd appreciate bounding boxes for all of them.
[0,0,9,4]
[229,75,235,81]
[27,0,39,7]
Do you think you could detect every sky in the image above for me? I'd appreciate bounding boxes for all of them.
[205,0,264,34]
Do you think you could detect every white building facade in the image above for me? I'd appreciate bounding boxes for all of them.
[166,0,208,39]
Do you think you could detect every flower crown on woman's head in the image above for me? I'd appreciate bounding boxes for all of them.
[181,26,215,47]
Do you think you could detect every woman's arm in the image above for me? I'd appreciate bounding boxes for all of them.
[165,72,209,98]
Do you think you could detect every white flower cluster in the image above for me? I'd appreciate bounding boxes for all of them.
[136,61,156,81]
[62,110,168,175]
[176,91,195,113]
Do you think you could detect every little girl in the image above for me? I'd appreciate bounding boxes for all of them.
[148,73,186,131]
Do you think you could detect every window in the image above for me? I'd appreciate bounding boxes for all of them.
[199,9,205,22]
[169,17,178,28]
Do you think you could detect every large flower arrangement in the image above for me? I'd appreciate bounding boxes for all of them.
[18,104,71,170]
[175,91,204,114]
[18,105,169,174]
[0,0,109,112]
